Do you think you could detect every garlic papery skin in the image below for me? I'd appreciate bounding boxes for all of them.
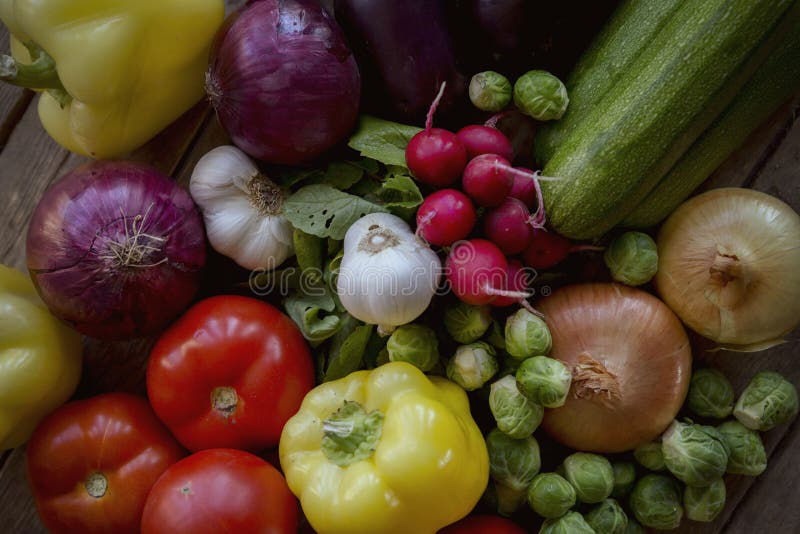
[656,188,800,348]
[190,146,294,270]
[337,213,441,335]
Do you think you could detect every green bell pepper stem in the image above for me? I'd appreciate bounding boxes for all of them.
[321,400,384,467]
[0,41,72,107]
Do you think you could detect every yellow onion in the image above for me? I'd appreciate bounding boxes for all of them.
[656,188,800,349]
[539,284,691,453]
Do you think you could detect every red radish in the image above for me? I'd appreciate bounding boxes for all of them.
[523,228,604,269]
[509,167,537,208]
[456,125,513,161]
[483,197,533,255]
[416,189,477,246]
[405,83,467,187]
[446,239,530,305]
[491,260,531,307]
[462,154,514,207]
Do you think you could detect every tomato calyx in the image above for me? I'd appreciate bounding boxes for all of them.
[84,472,108,498]
[211,386,238,418]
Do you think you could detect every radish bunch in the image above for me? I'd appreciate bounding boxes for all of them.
[405,84,597,307]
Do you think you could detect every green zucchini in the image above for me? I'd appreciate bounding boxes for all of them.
[622,21,800,228]
[533,0,686,166]
[539,0,797,240]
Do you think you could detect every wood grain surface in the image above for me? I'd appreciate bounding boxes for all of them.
[0,1,798,532]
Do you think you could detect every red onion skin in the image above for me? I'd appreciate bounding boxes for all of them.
[207,0,361,165]
[26,161,206,340]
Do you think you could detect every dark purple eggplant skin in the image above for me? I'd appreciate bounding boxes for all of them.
[334,0,466,122]
[470,0,527,53]
[449,0,622,80]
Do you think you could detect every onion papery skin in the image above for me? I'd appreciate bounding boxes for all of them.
[539,284,691,453]
[26,161,206,340]
[656,188,800,347]
[207,0,361,165]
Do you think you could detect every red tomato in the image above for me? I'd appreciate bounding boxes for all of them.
[26,393,185,534]
[439,515,529,534]
[146,295,314,452]
[141,448,298,534]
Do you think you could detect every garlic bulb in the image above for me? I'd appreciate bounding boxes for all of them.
[656,188,800,348]
[337,213,441,335]
[190,146,294,270]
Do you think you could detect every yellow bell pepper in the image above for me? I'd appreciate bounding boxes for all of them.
[0,0,225,158]
[279,362,489,534]
[0,265,82,451]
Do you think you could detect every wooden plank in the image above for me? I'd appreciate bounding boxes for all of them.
[0,102,72,270]
[715,108,800,534]
[700,96,800,190]
[0,25,35,151]
[725,419,800,532]
[674,110,800,534]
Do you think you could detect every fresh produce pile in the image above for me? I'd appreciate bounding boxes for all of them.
[1,0,799,533]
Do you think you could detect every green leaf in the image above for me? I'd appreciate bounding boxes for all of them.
[323,249,344,293]
[348,115,422,167]
[327,238,343,256]
[284,292,343,344]
[274,167,325,188]
[352,158,382,174]
[284,184,388,240]
[379,175,424,218]
[308,161,365,190]
[348,176,383,201]
[293,229,324,286]
[362,329,389,369]
[325,320,374,382]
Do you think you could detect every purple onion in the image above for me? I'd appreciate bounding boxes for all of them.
[206,0,361,165]
[26,161,206,340]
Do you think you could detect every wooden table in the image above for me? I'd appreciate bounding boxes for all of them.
[1,4,798,533]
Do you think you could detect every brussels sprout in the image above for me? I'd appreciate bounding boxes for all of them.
[633,441,665,472]
[585,498,628,534]
[444,301,492,344]
[487,428,541,489]
[385,324,439,371]
[561,452,614,504]
[469,71,513,112]
[490,375,544,438]
[611,461,637,499]
[624,520,646,534]
[446,342,499,391]
[505,309,552,360]
[717,420,767,476]
[539,511,596,534]
[687,368,735,419]
[684,478,726,522]
[662,420,729,487]
[513,70,569,121]
[487,428,541,516]
[603,232,658,286]
[734,371,799,431]
[629,474,683,530]
[527,472,576,519]
[516,356,571,408]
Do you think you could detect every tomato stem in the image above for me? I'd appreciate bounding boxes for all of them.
[85,472,108,498]
[211,386,238,417]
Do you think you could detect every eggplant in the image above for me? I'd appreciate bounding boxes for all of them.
[450,0,622,79]
[334,0,466,121]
